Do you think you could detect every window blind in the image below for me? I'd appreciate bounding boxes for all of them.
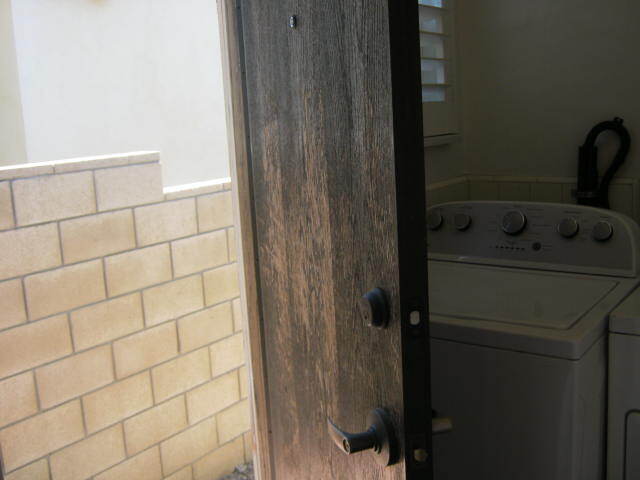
[419,0,458,137]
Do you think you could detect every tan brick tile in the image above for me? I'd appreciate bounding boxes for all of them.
[123,396,187,455]
[203,264,240,306]
[171,230,228,277]
[227,228,237,261]
[0,181,14,230]
[53,151,159,174]
[95,163,163,211]
[164,466,193,480]
[164,180,223,200]
[151,348,210,403]
[239,366,249,399]
[186,372,239,425]
[94,446,162,480]
[71,293,143,351]
[25,260,106,319]
[232,298,243,333]
[83,372,153,434]
[217,400,251,444]
[13,171,95,226]
[113,322,178,378]
[192,436,244,480]
[105,244,172,297]
[0,223,61,281]
[0,279,26,330]
[0,314,72,378]
[60,210,136,263]
[210,333,245,377]
[197,192,233,232]
[0,372,38,428]
[36,345,114,409]
[243,431,253,462]
[0,162,54,181]
[178,303,233,353]
[5,458,49,480]
[50,424,126,480]
[0,401,84,471]
[142,275,203,327]
[135,198,197,246]
[160,416,217,475]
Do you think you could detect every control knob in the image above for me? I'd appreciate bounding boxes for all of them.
[592,221,613,242]
[501,211,527,235]
[427,211,443,231]
[454,213,472,231]
[557,218,579,239]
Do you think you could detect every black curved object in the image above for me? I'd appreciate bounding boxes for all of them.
[327,408,399,467]
[576,117,631,209]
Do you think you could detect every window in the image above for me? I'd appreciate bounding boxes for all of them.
[419,0,459,138]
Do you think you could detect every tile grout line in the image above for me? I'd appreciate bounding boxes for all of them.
[32,369,43,412]
[101,257,109,300]
[20,276,30,323]
[131,208,140,248]
[1,314,240,393]
[195,194,202,234]
[0,181,232,235]
[0,348,245,434]
[1,390,249,477]
[91,170,99,214]
[0,290,239,365]
[0,259,238,332]
[55,221,65,265]
[8,180,18,228]
[0,224,235,286]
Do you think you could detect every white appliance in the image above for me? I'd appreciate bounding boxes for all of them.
[426,201,640,480]
[608,287,640,479]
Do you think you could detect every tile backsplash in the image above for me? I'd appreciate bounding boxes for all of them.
[427,175,640,222]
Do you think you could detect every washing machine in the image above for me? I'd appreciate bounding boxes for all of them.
[426,201,640,480]
[608,288,640,479]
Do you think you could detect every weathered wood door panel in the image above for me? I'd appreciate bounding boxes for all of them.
[231,1,431,478]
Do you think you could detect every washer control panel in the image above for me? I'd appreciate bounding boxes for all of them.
[427,201,640,277]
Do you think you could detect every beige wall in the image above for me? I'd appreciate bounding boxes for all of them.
[426,0,640,186]
[457,0,640,180]
[0,152,251,480]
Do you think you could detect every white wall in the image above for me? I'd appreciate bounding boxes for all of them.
[0,0,27,166]
[456,0,640,180]
[9,0,229,186]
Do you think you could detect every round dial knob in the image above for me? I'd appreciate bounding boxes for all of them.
[454,213,472,231]
[427,211,443,231]
[501,211,527,235]
[557,218,579,239]
[592,221,614,242]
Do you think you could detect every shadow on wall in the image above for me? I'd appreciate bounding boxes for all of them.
[0,152,252,479]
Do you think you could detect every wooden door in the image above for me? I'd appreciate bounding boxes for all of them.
[220,1,432,478]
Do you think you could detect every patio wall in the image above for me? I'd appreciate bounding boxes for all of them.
[0,152,251,480]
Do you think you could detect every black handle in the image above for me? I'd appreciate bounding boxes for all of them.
[327,408,398,466]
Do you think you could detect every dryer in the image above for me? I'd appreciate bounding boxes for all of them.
[426,201,640,480]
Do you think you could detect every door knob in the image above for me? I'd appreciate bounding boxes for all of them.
[327,408,399,466]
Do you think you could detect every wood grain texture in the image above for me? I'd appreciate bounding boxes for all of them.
[217,1,273,479]
[240,1,407,479]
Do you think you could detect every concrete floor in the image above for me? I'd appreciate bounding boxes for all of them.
[219,463,254,480]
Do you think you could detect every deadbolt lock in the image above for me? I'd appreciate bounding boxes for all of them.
[359,288,390,328]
